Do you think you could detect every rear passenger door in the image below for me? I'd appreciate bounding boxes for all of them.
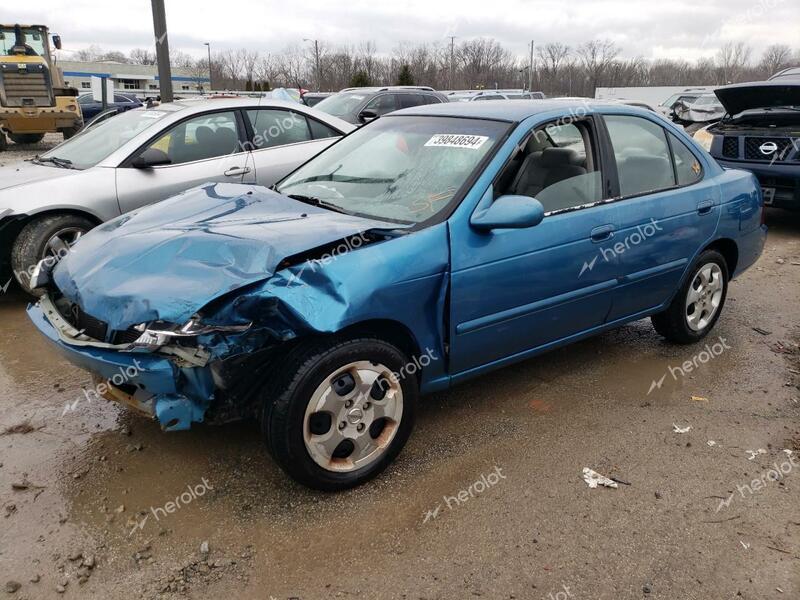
[245,109,342,186]
[600,113,719,320]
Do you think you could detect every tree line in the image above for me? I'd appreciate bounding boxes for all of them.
[73,39,799,96]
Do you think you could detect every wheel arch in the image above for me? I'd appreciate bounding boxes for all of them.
[336,319,423,364]
[702,237,739,277]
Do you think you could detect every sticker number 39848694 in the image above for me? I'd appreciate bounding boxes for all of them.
[424,134,489,149]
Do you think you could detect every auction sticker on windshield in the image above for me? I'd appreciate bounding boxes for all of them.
[424,134,489,149]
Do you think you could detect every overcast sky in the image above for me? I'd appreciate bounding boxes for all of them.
[18,0,800,62]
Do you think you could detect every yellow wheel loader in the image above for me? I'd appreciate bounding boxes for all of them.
[0,24,82,150]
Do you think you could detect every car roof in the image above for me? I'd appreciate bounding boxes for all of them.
[390,98,632,122]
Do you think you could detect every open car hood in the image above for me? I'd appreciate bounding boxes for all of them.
[714,81,800,116]
[52,182,396,331]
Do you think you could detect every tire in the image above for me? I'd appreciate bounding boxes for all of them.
[651,249,729,344]
[0,133,7,152]
[261,337,418,491]
[9,133,45,145]
[11,214,95,296]
[62,126,81,140]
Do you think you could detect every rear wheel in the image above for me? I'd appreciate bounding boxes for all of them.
[9,133,45,145]
[262,337,418,491]
[61,126,81,140]
[11,214,95,296]
[0,132,7,152]
[651,249,728,344]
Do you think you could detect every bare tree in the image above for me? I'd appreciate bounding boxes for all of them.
[576,39,620,94]
[759,44,792,78]
[716,42,752,84]
[129,48,156,65]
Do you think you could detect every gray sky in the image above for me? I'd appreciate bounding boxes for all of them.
[17,0,800,62]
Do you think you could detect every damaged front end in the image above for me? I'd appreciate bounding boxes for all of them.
[27,182,443,431]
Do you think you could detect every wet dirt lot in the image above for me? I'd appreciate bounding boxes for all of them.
[0,137,799,598]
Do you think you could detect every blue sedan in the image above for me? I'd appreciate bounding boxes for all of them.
[77,92,143,122]
[28,100,765,490]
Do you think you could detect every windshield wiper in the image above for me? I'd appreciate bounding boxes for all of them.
[287,194,353,216]
[32,155,75,169]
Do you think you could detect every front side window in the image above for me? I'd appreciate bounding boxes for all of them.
[314,92,368,118]
[499,119,603,213]
[145,111,241,165]
[277,115,510,224]
[604,115,675,197]
[364,94,398,116]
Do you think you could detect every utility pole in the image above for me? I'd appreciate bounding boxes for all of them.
[304,38,321,91]
[151,0,173,102]
[448,36,456,90]
[204,42,212,93]
[528,40,534,92]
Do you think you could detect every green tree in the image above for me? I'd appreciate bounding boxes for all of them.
[245,80,253,92]
[262,81,271,91]
[396,64,414,86]
[253,82,262,92]
[349,70,371,87]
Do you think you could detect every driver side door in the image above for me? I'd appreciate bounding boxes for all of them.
[115,109,254,214]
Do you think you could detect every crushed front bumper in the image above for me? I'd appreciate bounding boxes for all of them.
[28,300,215,431]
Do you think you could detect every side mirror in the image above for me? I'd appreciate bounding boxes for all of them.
[358,109,378,123]
[471,195,545,231]
[52,35,62,50]
[132,148,171,169]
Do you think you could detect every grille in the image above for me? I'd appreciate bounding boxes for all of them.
[112,328,143,346]
[744,137,795,161]
[721,136,739,158]
[0,71,52,107]
[59,303,109,341]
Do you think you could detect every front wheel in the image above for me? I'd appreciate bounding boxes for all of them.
[651,249,729,344]
[262,337,418,491]
[11,214,95,296]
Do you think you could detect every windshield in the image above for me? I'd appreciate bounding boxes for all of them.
[277,115,510,224]
[315,92,368,117]
[0,26,46,57]
[39,108,173,170]
[694,96,719,106]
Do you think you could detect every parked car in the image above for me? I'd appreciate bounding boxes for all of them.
[0,98,354,293]
[77,92,143,122]
[673,93,725,124]
[449,90,544,102]
[695,80,800,210]
[302,92,333,107]
[656,88,709,120]
[28,100,765,490]
[768,66,800,81]
[314,86,448,124]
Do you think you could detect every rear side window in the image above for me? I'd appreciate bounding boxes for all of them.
[246,109,313,149]
[669,133,703,185]
[605,115,675,197]
[422,94,443,104]
[399,94,426,109]
[307,118,341,140]
[364,94,398,115]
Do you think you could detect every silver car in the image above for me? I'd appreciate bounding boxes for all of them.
[0,98,354,293]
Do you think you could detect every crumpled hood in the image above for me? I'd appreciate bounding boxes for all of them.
[0,161,78,192]
[715,82,800,116]
[53,182,396,331]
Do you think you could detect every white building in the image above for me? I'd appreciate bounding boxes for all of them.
[56,60,210,97]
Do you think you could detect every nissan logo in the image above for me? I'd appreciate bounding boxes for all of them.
[759,141,778,155]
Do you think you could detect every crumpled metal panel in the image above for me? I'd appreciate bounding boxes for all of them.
[52,183,397,331]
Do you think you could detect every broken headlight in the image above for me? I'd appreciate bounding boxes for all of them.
[693,127,715,152]
[130,317,252,350]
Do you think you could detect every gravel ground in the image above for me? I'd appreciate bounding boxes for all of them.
[0,133,63,167]
[0,129,798,600]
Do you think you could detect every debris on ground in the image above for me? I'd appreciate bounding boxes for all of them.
[5,580,21,594]
[1,421,39,435]
[582,468,618,489]
[746,449,767,460]
[752,327,772,336]
[691,395,709,402]
[673,424,692,434]
[707,440,717,447]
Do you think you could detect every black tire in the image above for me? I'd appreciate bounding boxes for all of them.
[651,249,729,344]
[261,337,418,491]
[62,126,81,140]
[9,133,45,145]
[0,133,7,152]
[11,214,95,296]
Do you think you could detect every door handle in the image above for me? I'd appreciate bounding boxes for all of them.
[590,224,615,242]
[224,166,251,177]
[697,200,714,215]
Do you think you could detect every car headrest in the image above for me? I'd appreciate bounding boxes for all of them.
[195,126,214,145]
[539,147,579,168]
